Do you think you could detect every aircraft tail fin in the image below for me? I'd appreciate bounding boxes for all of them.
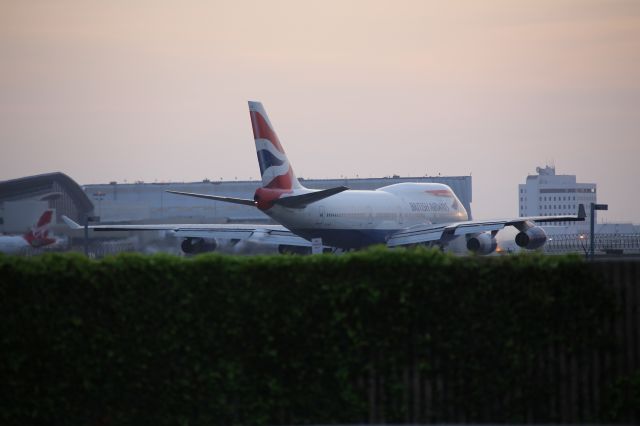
[249,101,304,191]
[24,210,55,247]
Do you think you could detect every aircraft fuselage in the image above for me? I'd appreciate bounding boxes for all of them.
[265,182,468,248]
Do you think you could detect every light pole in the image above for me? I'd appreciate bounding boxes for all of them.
[84,215,100,256]
[590,202,608,260]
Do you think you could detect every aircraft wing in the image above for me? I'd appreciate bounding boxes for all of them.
[171,226,313,246]
[61,216,314,247]
[386,223,450,247]
[386,209,586,248]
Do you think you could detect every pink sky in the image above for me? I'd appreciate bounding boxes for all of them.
[1,0,639,222]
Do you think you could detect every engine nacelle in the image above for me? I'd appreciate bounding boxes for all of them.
[181,237,218,254]
[515,226,547,250]
[466,232,498,255]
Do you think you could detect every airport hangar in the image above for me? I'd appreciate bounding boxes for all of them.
[0,172,94,235]
[82,175,473,225]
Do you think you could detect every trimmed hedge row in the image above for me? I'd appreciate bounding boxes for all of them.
[0,249,620,424]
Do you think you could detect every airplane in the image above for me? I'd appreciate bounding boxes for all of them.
[62,101,585,255]
[0,210,59,254]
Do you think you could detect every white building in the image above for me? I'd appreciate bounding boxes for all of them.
[518,165,596,232]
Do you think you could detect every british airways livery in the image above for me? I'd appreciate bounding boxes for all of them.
[0,210,58,254]
[63,101,585,255]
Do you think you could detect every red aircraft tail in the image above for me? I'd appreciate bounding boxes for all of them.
[23,210,56,247]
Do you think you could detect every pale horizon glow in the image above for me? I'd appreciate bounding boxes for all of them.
[1,0,639,223]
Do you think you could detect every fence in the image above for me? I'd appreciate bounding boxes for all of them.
[544,233,640,254]
[361,260,640,423]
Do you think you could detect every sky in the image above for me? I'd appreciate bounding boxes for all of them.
[1,0,639,222]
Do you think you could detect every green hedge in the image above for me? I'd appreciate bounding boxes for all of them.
[0,249,618,425]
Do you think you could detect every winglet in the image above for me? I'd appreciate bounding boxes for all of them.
[577,203,586,219]
[62,215,83,230]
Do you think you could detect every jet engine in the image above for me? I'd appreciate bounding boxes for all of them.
[181,237,218,254]
[515,226,547,250]
[466,232,498,255]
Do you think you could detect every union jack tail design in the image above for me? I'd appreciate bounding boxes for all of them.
[249,101,303,191]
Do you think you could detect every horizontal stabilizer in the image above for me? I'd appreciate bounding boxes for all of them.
[166,190,256,206]
[273,186,349,209]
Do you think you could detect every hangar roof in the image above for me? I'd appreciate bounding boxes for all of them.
[0,172,94,214]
